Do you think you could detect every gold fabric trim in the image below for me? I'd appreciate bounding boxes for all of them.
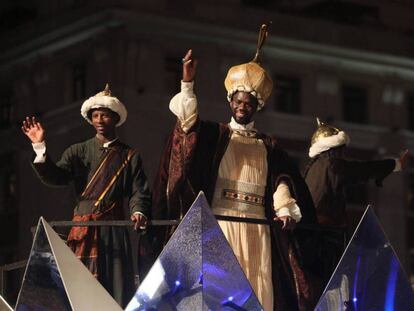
[222,189,264,206]
[94,149,136,207]
[81,151,113,197]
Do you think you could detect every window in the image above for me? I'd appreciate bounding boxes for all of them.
[301,1,380,27]
[0,88,14,129]
[274,75,301,114]
[164,56,182,95]
[0,153,16,213]
[242,0,272,7]
[342,84,368,124]
[72,63,86,102]
[406,94,414,131]
[0,5,37,33]
[0,152,19,282]
[0,153,18,255]
[69,0,83,9]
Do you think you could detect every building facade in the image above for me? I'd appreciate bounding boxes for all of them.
[1,0,414,303]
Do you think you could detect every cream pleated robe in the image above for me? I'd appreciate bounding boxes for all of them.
[170,81,302,310]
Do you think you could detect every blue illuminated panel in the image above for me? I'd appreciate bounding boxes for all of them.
[126,192,263,311]
[15,221,72,311]
[315,207,414,311]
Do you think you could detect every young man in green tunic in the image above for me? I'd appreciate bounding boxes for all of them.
[21,84,151,307]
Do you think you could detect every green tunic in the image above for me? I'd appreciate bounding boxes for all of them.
[32,137,151,307]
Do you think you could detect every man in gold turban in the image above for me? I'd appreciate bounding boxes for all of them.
[150,26,317,311]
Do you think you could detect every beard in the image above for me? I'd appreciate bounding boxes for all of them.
[232,110,253,124]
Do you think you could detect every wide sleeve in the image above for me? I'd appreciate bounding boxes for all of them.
[169,81,198,132]
[271,145,317,224]
[128,152,151,217]
[332,158,396,187]
[273,181,302,222]
[31,144,78,186]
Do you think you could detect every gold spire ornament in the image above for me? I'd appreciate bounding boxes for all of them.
[252,23,270,64]
[224,23,274,110]
[309,118,350,158]
[80,83,127,127]
[95,83,112,97]
[97,83,111,96]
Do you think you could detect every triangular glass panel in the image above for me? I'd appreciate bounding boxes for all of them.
[0,295,13,311]
[15,217,72,311]
[126,191,263,311]
[315,206,414,311]
[15,217,122,311]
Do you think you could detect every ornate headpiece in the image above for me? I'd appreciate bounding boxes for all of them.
[224,24,273,110]
[80,83,127,127]
[309,118,350,158]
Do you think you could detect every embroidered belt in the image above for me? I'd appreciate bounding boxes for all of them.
[212,178,266,218]
[222,189,264,206]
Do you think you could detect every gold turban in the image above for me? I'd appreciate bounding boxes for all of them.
[224,62,273,110]
[224,24,273,111]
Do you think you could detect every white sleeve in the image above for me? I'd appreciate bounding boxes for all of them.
[273,181,302,223]
[393,158,401,172]
[32,141,47,163]
[169,81,198,133]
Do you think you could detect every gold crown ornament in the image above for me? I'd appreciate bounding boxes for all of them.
[224,24,273,110]
[308,118,350,158]
[311,118,341,146]
[80,83,127,127]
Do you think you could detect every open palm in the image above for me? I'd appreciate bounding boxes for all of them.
[21,116,45,143]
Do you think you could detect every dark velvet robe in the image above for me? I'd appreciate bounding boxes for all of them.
[303,151,396,292]
[32,137,151,307]
[147,119,317,311]
[304,152,395,227]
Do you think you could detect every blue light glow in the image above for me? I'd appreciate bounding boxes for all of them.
[198,272,203,285]
[175,280,181,287]
[353,256,361,310]
[228,296,234,301]
[385,256,399,311]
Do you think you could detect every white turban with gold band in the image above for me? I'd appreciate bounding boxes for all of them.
[224,24,273,111]
[80,84,127,127]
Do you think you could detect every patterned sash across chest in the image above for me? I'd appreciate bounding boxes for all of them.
[82,147,136,211]
[67,146,136,279]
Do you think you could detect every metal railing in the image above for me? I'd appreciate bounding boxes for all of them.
[0,216,347,301]
[0,260,27,297]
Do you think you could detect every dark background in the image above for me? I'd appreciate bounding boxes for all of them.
[1,0,414,306]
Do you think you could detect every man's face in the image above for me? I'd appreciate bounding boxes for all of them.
[90,108,119,136]
[230,91,258,124]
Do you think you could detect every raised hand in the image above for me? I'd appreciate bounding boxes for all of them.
[182,49,198,82]
[21,116,45,143]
